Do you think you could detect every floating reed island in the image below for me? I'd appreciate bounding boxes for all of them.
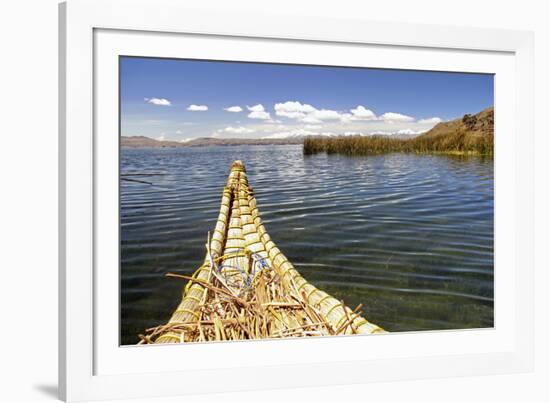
[139,161,384,344]
[304,107,494,156]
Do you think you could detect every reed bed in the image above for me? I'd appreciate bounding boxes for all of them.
[303,132,494,156]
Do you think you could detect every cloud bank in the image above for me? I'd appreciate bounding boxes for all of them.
[379,112,415,122]
[130,98,446,140]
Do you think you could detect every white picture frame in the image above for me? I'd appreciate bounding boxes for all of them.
[59,0,534,401]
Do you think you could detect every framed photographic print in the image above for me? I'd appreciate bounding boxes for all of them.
[59,0,534,401]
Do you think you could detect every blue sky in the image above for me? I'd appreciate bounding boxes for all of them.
[120,56,494,141]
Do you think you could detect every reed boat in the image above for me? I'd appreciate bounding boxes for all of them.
[140,160,384,344]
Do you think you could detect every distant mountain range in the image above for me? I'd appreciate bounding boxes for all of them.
[121,132,418,148]
[120,136,305,148]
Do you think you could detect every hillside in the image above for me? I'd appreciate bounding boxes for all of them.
[415,107,493,141]
[410,107,493,154]
[121,136,183,148]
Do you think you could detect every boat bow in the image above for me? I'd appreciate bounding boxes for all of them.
[143,160,384,344]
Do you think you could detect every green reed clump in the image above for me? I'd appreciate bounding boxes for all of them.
[303,132,493,157]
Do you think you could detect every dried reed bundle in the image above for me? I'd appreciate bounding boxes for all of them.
[139,161,384,344]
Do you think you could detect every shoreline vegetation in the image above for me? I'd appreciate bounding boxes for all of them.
[121,107,493,157]
[304,107,494,157]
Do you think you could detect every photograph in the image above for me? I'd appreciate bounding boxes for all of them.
[120,56,494,346]
[2,0,542,401]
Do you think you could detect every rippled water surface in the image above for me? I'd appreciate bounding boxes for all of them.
[120,145,493,345]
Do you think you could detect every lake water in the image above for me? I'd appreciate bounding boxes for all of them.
[120,145,494,345]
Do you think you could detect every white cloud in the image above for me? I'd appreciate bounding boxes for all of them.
[247,104,266,112]
[310,109,342,121]
[299,109,344,124]
[224,106,243,112]
[187,104,208,111]
[249,111,271,120]
[339,113,353,122]
[175,130,182,134]
[380,112,415,122]
[350,105,377,121]
[156,134,166,141]
[417,117,442,124]
[144,97,171,106]
[247,104,271,120]
[221,126,256,134]
[274,101,377,124]
[301,115,323,124]
[274,101,316,119]
[305,124,322,130]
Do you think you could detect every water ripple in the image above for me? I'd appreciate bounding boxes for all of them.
[120,145,494,344]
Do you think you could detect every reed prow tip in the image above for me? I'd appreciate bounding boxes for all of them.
[230,160,246,172]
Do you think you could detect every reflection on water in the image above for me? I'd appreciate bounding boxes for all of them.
[120,145,494,345]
